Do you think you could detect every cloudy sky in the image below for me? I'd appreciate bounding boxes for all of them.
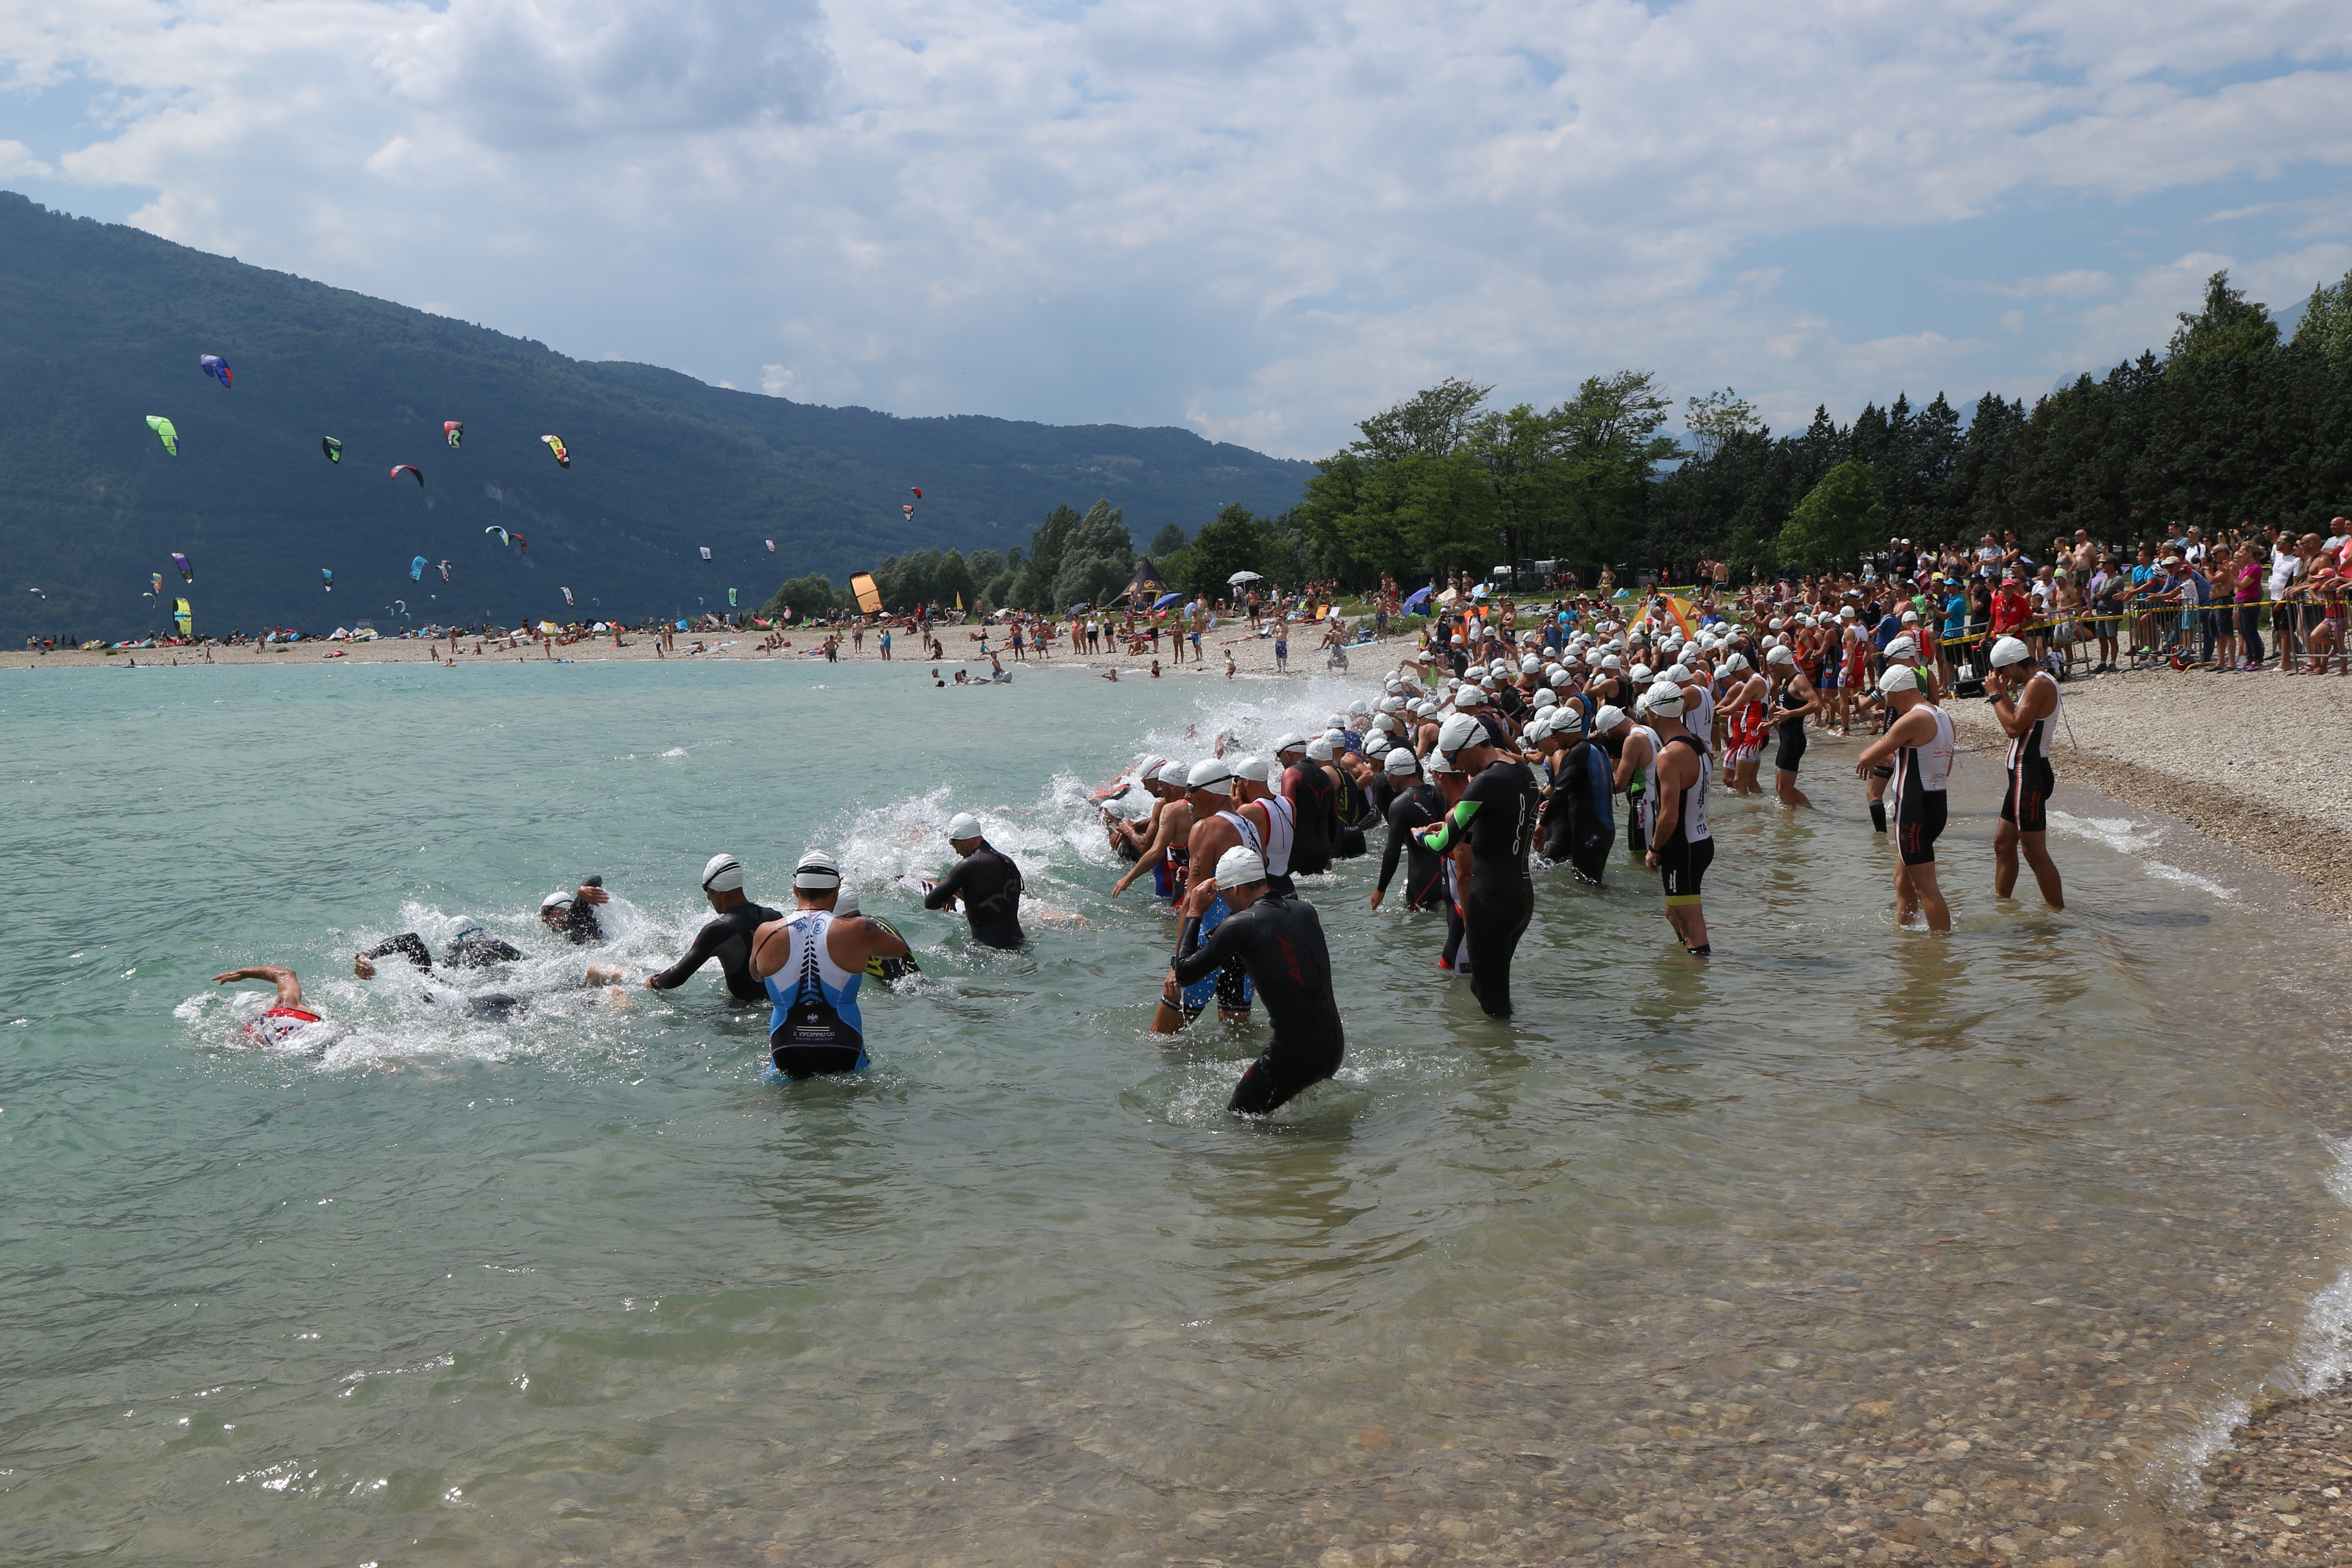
[5,0,2349,457]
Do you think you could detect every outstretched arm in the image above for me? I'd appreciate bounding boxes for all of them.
[214,965,303,1009]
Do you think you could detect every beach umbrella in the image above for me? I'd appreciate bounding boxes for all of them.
[1227,570,1263,585]
[1152,591,1184,610]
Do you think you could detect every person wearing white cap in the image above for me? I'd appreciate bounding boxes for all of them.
[1168,844,1345,1114]
[539,877,612,944]
[1720,650,1768,796]
[1278,731,1341,877]
[921,813,1026,948]
[1854,665,1954,933]
[1369,747,1446,914]
[1860,635,1925,832]
[1985,633,2065,910]
[1415,710,1540,1018]
[1763,645,1819,810]
[750,850,910,1079]
[1150,758,1260,1033]
[1227,754,1299,899]
[638,854,785,1003]
[1112,764,1199,903]
[1636,680,1715,957]
[1538,701,1618,884]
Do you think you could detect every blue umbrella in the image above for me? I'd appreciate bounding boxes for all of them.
[1152,591,1184,610]
[1401,585,1433,613]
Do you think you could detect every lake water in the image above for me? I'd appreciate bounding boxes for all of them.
[7,656,2351,1567]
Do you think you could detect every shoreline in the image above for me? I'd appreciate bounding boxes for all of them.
[1947,670,2352,1563]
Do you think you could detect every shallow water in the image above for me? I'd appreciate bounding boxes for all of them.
[6,657,2351,1567]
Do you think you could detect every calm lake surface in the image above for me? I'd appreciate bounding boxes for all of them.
[7,655,2349,1566]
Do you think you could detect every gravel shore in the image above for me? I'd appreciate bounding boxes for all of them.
[1946,663,2352,920]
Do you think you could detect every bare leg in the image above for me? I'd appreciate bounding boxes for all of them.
[1665,902,1709,952]
[1775,769,1812,809]
[1898,862,1951,932]
[1993,820,2021,899]
[2019,832,2064,909]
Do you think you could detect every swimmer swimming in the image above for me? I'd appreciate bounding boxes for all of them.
[540,879,612,944]
[213,964,327,1045]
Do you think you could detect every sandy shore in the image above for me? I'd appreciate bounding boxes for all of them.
[0,618,1403,679]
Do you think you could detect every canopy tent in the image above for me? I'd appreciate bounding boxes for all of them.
[1123,557,1171,601]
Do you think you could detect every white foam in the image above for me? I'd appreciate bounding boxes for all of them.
[2048,811,2235,900]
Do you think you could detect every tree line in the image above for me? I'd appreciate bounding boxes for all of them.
[760,265,2352,618]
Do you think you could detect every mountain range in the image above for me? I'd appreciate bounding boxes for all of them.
[0,191,1312,640]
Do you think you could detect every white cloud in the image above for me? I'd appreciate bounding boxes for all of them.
[5,0,2351,455]
[0,138,53,177]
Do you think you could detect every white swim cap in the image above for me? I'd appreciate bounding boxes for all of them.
[1766,645,1795,666]
[1646,679,1686,716]
[1723,652,1750,673]
[1664,663,1692,684]
[701,853,745,893]
[1520,657,1540,675]
[1901,609,1921,623]
[1989,635,2031,668]
[1592,704,1626,733]
[1454,685,1486,706]
[793,850,842,891]
[1186,758,1235,794]
[1533,690,1558,710]
[1157,760,1191,788]
[1601,654,1622,671]
[1768,617,1785,631]
[834,888,860,915]
[1423,749,1459,775]
[1305,736,1336,761]
[1214,845,1267,887]
[1326,712,1349,732]
[1583,650,1604,669]
[540,890,574,910]
[1230,753,1273,783]
[1885,636,1918,660]
[1436,712,1485,755]
[1271,731,1308,756]
[1878,664,1920,695]
[1629,664,1652,685]
[1839,606,1857,620]
[1385,746,1420,774]
[946,812,985,842]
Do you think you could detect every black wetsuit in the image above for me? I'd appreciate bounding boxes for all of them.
[1542,740,1616,883]
[1377,781,1449,911]
[1172,893,1345,1115]
[650,899,783,1002]
[363,931,527,1018]
[549,902,604,945]
[923,841,1026,948]
[446,929,525,968]
[1284,764,1337,875]
[1364,771,1399,826]
[1422,758,1540,1018]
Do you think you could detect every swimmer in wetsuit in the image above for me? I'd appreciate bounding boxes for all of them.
[1273,733,1336,876]
[1171,845,1346,1116]
[750,851,911,1079]
[1370,748,1447,912]
[1416,711,1541,1019]
[352,923,523,979]
[634,854,783,1003]
[213,964,328,1046]
[922,813,1026,948]
[539,879,611,943]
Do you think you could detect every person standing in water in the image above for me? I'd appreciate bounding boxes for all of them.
[631,854,783,1002]
[1853,666,1955,932]
[1641,680,1715,957]
[1171,846,1345,1116]
[1985,635,2066,910]
[922,813,1026,947]
[1371,748,1449,912]
[750,851,911,1079]
[1416,711,1540,1019]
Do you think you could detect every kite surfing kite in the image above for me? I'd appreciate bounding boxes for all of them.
[486,526,511,548]
[200,355,232,389]
[174,598,191,635]
[765,539,776,553]
[321,568,334,592]
[411,556,429,582]
[147,416,178,456]
[902,504,914,519]
[172,553,195,583]
[437,559,451,582]
[391,465,423,487]
[699,546,713,561]
[486,527,531,556]
[541,435,569,468]
[321,436,342,464]
[911,487,922,499]
[27,587,44,600]
[444,421,463,449]
[727,588,738,608]
[150,572,164,598]
[560,586,575,607]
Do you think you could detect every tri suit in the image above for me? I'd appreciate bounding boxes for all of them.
[764,909,869,1079]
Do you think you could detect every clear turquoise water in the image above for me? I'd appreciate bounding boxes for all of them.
[6,658,2350,1566]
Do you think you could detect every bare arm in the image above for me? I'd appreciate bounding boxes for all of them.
[214,965,303,1009]
[1112,803,1190,897]
[1856,706,1933,775]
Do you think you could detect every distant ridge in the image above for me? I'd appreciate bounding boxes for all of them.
[0,192,1311,637]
